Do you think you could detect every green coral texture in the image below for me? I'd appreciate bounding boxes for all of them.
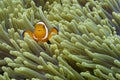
[0,0,120,80]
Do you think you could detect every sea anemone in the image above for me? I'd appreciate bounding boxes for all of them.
[0,0,120,80]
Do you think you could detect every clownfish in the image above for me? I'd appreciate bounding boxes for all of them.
[23,22,58,42]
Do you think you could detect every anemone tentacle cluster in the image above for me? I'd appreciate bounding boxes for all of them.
[0,0,120,80]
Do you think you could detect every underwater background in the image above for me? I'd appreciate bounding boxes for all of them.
[0,0,120,80]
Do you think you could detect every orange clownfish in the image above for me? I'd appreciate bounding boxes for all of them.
[23,22,58,42]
